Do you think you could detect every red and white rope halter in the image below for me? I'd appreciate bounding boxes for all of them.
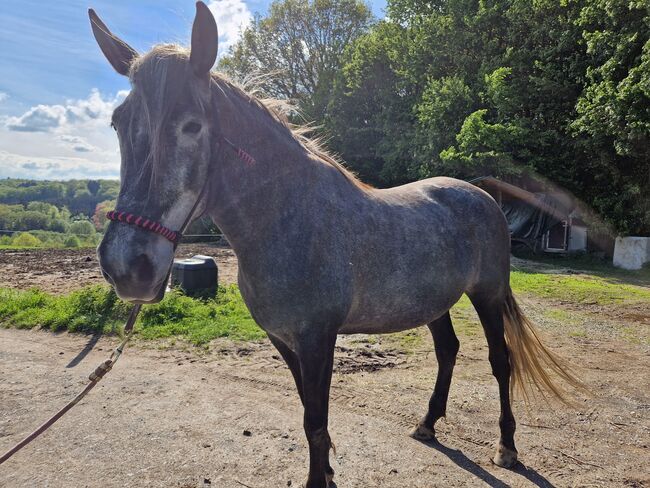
[105,210,182,244]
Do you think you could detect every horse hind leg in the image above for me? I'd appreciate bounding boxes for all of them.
[411,312,459,441]
[468,293,518,468]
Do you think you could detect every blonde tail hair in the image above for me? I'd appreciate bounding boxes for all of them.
[503,287,585,404]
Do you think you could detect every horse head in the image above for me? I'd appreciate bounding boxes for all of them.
[91,2,219,303]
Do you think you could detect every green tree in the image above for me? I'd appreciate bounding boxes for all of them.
[219,0,374,122]
[440,109,529,177]
[325,21,416,185]
[69,220,96,236]
[328,0,650,235]
[87,180,100,196]
[571,0,650,235]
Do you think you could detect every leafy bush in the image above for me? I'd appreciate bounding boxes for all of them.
[0,230,100,248]
[11,232,42,247]
[64,235,81,248]
[69,220,96,236]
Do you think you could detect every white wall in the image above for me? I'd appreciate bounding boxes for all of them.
[613,237,650,270]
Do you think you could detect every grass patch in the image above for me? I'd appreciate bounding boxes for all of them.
[384,329,425,350]
[138,286,264,343]
[2,264,648,349]
[510,269,650,305]
[450,295,480,337]
[0,285,264,345]
[0,286,130,333]
[513,250,650,285]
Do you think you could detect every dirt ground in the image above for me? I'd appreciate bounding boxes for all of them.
[0,244,239,293]
[0,249,649,487]
[1,328,649,487]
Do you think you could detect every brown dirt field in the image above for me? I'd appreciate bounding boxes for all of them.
[0,244,239,293]
[0,249,649,487]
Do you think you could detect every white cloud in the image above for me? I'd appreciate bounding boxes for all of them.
[0,89,127,179]
[6,104,66,132]
[0,151,119,179]
[207,0,252,54]
[59,135,96,153]
[0,92,8,103]
[5,89,127,133]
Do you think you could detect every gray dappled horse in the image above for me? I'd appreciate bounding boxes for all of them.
[92,3,580,487]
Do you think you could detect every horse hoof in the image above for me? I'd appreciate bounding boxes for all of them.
[326,466,335,486]
[493,443,518,468]
[302,477,332,488]
[410,420,436,441]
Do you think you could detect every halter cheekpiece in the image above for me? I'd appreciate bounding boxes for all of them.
[106,136,255,243]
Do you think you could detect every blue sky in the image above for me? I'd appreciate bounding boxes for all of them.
[0,0,386,180]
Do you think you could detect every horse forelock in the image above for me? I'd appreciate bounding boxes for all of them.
[121,45,207,201]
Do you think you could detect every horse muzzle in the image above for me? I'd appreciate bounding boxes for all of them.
[98,230,173,303]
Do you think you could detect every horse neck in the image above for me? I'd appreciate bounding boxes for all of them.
[205,80,343,249]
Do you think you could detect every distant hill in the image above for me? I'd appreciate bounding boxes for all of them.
[0,178,119,217]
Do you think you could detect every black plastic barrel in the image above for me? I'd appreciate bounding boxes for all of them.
[170,255,218,296]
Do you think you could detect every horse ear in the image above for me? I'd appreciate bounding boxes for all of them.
[190,1,219,77]
[88,8,137,76]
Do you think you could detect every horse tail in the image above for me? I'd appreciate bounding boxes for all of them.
[503,287,584,404]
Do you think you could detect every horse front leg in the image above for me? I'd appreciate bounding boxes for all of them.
[296,332,337,488]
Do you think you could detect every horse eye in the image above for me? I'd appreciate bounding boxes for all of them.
[110,122,117,131]
[182,121,202,134]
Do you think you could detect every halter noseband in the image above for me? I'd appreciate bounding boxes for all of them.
[106,211,182,244]
[105,135,255,244]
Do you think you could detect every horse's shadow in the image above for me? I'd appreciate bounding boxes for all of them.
[416,438,556,488]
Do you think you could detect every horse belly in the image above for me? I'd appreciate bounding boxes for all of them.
[339,282,463,335]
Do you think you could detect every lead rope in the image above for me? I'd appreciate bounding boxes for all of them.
[0,305,141,466]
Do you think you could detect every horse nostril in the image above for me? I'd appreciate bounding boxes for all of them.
[132,254,155,283]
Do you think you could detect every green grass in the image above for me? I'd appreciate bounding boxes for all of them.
[450,295,480,337]
[0,244,96,250]
[510,269,650,305]
[1,260,649,349]
[0,285,264,345]
[513,250,650,284]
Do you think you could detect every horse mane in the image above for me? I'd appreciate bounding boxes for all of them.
[210,72,372,191]
[128,44,371,191]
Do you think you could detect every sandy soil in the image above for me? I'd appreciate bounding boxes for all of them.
[0,244,239,294]
[0,323,648,487]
